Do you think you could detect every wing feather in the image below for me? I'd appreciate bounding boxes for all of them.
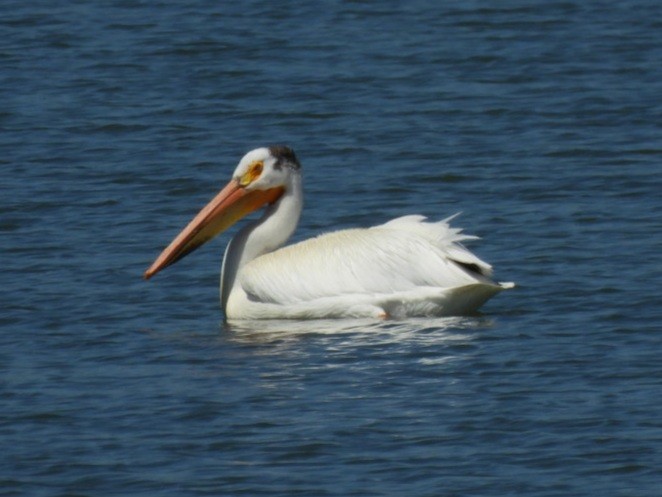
[239,215,494,305]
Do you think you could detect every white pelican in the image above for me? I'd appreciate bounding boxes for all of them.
[144,146,513,319]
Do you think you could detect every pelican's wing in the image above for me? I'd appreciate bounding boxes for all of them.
[239,215,496,306]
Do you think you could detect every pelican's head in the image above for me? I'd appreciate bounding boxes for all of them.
[233,145,300,192]
[144,145,300,279]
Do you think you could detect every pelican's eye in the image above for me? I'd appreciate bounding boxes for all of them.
[240,161,264,186]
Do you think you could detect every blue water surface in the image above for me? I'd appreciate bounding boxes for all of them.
[1,1,661,496]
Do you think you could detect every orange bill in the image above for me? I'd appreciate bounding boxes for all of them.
[144,179,284,279]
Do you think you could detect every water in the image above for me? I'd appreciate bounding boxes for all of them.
[2,1,661,495]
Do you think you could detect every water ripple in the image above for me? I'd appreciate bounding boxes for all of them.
[1,1,661,496]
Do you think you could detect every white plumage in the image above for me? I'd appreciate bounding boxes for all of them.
[145,146,513,320]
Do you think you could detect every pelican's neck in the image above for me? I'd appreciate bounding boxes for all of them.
[220,174,303,312]
[235,186,302,264]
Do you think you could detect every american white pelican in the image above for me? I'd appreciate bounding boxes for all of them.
[145,146,513,319]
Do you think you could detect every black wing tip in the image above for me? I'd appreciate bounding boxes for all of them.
[451,259,490,278]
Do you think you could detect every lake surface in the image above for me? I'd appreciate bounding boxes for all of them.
[2,1,661,495]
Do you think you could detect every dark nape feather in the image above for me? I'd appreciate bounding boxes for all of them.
[269,145,301,170]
